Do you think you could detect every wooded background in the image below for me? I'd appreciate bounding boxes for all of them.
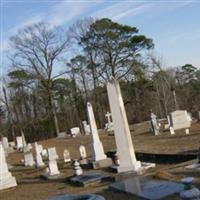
[0,18,199,142]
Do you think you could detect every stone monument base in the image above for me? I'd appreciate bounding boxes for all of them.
[90,158,112,169]
[0,175,17,191]
[40,173,65,180]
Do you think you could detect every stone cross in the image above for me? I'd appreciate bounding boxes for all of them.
[79,145,87,159]
[105,112,112,125]
[63,149,71,163]
[87,102,107,162]
[107,77,141,173]
[0,143,17,190]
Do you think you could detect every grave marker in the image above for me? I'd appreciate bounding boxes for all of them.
[107,78,141,173]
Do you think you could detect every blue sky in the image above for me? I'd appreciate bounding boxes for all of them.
[1,0,200,77]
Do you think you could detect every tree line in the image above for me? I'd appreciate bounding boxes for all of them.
[0,18,200,142]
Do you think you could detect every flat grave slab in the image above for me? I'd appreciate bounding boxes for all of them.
[47,194,105,200]
[110,176,184,200]
[68,173,110,186]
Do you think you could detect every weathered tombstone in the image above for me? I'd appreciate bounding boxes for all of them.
[169,110,191,130]
[24,153,35,167]
[82,121,90,135]
[185,128,190,135]
[38,144,43,154]
[34,142,45,167]
[16,136,23,150]
[107,78,142,173]
[47,160,60,176]
[79,145,87,159]
[47,147,59,161]
[105,112,114,132]
[87,102,112,168]
[70,127,80,137]
[41,149,48,157]
[0,143,17,190]
[170,126,175,135]
[150,112,160,136]
[63,149,71,163]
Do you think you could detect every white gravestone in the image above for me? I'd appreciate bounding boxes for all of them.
[107,78,141,173]
[34,142,45,167]
[79,145,87,159]
[16,136,23,150]
[150,112,160,136]
[37,144,43,154]
[24,153,35,167]
[63,149,71,163]
[48,160,60,176]
[87,102,107,162]
[47,147,59,161]
[170,126,175,135]
[105,112,114,132]
[70,127,80,137]
[82,121,91,135]
[169,110,191,130]
[0,143,17,190]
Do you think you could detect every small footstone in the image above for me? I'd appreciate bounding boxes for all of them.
[68,173,110,187]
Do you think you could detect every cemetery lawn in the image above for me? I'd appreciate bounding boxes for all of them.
[1,122,200,200]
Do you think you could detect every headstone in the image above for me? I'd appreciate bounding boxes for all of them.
[110,176,184,200]
[170,126,175,135]
[73,160,83,176]
[185,128,190,135]
[70,127,80,137]
[150,112,160,135]
[79,145,87,159]
[47,147,59,161]
[107,78,141,173]
[82,121,91,135]
[0,143,17,190]
[41,149,48,157]
[63,149,71,163]
[169,110,191,130]
[87,102,111,169]
[16,136,23,150]
[34,142,45,167]
[24,153,35,167]
[9,141,15,148]
[105,112,114,132]
[48,160,60,176]
[57,131,67,138]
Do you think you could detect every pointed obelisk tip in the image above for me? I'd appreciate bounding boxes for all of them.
[108,76,116,83]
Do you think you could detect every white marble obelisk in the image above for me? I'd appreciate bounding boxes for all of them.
[107,77,141,173]
[87,102,107,161]
[0,143,17,190]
